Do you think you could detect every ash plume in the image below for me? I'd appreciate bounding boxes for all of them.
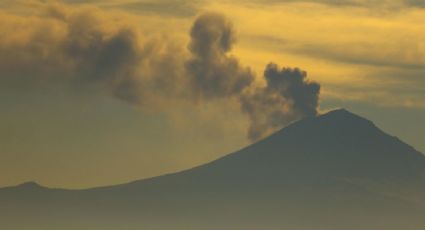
[186,13,254,99]
[240,63,320,141]
[0,2,320,142]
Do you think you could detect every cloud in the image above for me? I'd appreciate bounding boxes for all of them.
[206,1,425,111]
[232,0,425,9]
[0,2,189,108]
[59,0,203,18]
[0,2,321,141]
[112,0,201,18]
[241,63,320,141]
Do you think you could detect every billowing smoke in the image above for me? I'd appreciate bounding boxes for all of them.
[186,13,254,99]
[186,14,320,140]
[0,2,320,142]
[240,63,321,141]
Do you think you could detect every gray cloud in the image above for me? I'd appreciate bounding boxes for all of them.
[289,43,425,70]
[61,0,203,18]
[240,63,320,141]
[241,0,425,8]
[245,34,425,71]
[113,0,201,18]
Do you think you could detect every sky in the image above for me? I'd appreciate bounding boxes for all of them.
[0,0,424,189]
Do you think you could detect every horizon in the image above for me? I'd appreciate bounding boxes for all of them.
[2,108,423,190]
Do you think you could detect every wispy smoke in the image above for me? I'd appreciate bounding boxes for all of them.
[0,3,185,109]
[0,3,320,142]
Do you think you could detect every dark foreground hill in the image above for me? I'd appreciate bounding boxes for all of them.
[1,109,425,230]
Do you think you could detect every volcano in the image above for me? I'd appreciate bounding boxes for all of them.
[1,109,425,230]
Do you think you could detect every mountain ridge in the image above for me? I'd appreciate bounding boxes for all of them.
[2,108,423,191]
[1,108,425,230]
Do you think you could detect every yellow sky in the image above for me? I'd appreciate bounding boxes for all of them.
[0,0,424,188]
[2,0,424,107]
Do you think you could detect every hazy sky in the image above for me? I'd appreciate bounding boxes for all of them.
[1,0,424,188]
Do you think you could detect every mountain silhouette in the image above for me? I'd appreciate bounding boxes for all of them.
[1,109,425,230]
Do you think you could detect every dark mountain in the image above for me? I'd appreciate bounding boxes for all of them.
[1,109,425,230]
